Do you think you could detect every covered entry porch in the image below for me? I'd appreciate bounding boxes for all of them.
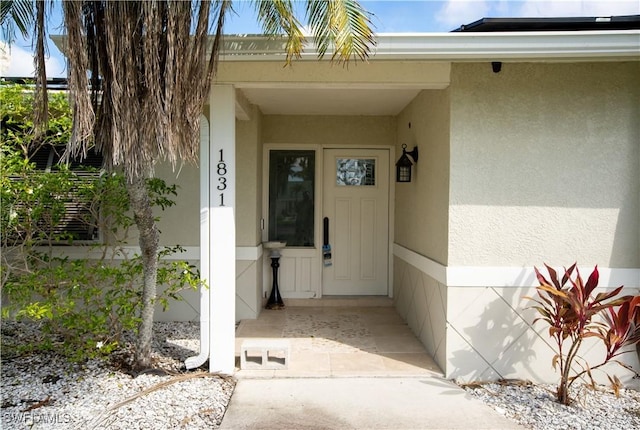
[234,298,442,377]
[193,47,452,375]
[195,31,639,384]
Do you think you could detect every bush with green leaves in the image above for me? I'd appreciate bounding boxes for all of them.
[2,245,201,361]
[1,83,202,361]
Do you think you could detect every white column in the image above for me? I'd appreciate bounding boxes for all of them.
[209,85,236,374]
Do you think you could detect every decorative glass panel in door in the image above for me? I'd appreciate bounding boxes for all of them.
[268,150,315,246]
[336,158,376,186]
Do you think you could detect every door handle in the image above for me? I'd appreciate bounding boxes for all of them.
[323,217,329,247]
[323,217,332,266]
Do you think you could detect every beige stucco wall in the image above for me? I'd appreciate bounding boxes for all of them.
[395,90,450,265]
[217,61,450,87]
[446,284,640,385]
[235,104,265,320]
[394,60,640,385]
[394,257,447,372]
[154,163,200,247]
[236,105,264,246]
[261,115,396,146]
[448,62,640,268]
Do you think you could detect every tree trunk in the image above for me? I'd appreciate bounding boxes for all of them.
[126,173,159,369]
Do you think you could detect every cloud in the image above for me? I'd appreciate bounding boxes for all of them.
[517,0,640,17]
[436,0,492,29]
[0,43,66,78]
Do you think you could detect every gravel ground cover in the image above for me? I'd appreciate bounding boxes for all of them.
[2,321,639,429]
[1,322,234,429]
[462,379,640,430]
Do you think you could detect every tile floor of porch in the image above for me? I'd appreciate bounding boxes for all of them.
[234,297,443,378]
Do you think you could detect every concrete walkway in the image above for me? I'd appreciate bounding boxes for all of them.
[221,303,523,429]
[220,377,522,429]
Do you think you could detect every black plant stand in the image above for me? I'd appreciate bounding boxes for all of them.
[266,251,285,309]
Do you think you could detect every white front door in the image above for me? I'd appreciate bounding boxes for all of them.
[322,149,389,295]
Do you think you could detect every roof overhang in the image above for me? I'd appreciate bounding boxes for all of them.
[52,30,640,64]
[217,30,640,62]
[50,30,639,116]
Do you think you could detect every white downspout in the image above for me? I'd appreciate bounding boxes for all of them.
[185,115,210,370]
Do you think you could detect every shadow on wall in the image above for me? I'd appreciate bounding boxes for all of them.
[447,286,547,382]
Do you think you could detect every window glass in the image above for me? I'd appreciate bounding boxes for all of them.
[336,158,376,186]
[268,150,315,246]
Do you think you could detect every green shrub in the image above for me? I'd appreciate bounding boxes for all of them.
[1,83,202,361]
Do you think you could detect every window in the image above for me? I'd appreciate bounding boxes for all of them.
[268,150,315,247]
[336,158,376,186]
[37,144,103,242]
[6,144,104,244]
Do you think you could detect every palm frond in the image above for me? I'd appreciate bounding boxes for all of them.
[61,0,93,161]
[61,0,232,181]
[0,0,34,42]
[253,0,305,64]
[306,0,375,63]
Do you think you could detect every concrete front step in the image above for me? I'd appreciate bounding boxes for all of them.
[284,296,393,307]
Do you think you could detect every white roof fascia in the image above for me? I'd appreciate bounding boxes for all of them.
[51,30,640,63]
[218,30,640,62]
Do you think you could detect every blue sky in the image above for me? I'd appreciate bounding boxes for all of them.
[2,0,639,77]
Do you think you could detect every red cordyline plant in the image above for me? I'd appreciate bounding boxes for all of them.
[527,263,640,405]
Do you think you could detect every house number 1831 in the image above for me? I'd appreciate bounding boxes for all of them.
[217,149,227,206]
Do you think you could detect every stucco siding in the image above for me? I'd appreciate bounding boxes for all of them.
[154,258,265,322]
[395,90,450,265]
[236,259,263,320]
[236,106,264,246]
[394,256,447,373]
[153,163,200,247]
[446,285,640,385]
[216,61,451,87]
[393,248,639,384]
[448,62,640,268]
[222,103,265,320]
[154,275,201,322]
[261,115,396,146]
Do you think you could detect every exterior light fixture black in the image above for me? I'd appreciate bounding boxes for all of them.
[396,144,419,183]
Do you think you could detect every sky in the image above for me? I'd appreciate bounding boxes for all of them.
[1,0,639,78]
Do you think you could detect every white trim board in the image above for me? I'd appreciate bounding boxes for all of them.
[393,243,640,289]
[237,245,263,261]
[35,245,263,262]
[53,31,640,63]
[214,31,640,61]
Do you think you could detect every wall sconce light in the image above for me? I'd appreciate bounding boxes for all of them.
[396,144,419,183]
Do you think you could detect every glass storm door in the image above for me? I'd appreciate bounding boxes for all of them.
[265,149,320,298]
[322,148,389,295]
[268,150,315,246]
